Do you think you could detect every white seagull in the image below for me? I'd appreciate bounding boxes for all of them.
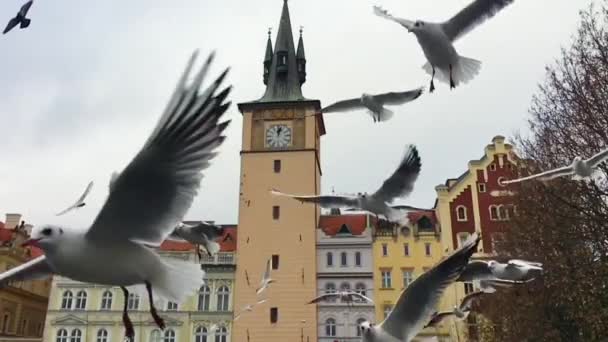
[1,50,231,342]
[56,181,94,216]
[271,145,421,224]
[373,0,515,92]
[307,290,374,305]
[358,233,480,342]
[256,258,276,295]
[168,221,225,258]
[234,298,268,321]
[457,259,542,292]
[320,87,424,123]
[502,148,608,184]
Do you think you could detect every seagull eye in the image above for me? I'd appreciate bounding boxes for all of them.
[41,228,52,236]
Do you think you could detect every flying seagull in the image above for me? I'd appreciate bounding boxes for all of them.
[502,148,608,184]
[424,291,485,328]
[358,233,480,342]
[307,290,374,305]
[457,259,542,290]
[234,299,268,321]
[320,87,424,123]
[168,221,225,259]
[3,0,34,35]
[373,0,515,92]
[0,50,232,342]
[271,145,421,224]
[256,258,276,295]
[56,181,94,216]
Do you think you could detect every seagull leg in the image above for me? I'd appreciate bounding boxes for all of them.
[449,64,456,90]
[145,281,166,330]
[121,286,135,341]
[196,245,202,261]
[429,66,436,93]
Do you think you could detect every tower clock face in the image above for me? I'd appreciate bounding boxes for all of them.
[266,124,292,148]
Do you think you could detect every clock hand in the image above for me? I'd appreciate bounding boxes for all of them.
[276,126,282,135]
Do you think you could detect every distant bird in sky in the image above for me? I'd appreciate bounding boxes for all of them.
[271,145,421,225]
[320,87,424,123]
[307,290,374,305]
[358,233,480,342]
[168,222,225,259]
[3,0,34,35]
[256,258,276,295]
[56,181,93,216]
[424,291,485,328]
[0,50,232,342]
[457,259,543,290]
[502,148,608,184]
[234,299,268,321]
[373,0,515,92]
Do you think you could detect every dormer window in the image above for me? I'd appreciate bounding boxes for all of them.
[277,51,288,73]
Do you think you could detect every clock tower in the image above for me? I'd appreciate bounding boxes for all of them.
[232,0,325,341]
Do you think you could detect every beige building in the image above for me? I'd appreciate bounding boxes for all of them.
[231,1,325,341]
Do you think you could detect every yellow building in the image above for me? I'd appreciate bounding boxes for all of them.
[0,214,51,342]
[231,1,324,341]
[371,211,451,341]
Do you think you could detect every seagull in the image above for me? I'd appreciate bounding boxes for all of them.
[320,87,424,123]
[234,299,268,321]
[457,259,542,288]
[3,0,33,35]
[168,222,225,259]
[424,291,485,328]
[373,0,515,92]
[256,258,276,295]
[56,181,94,216]
[307,291,374,305]
[358,233,480,342]
[271,145,421,224]
[0,50,232,342]
[502,148,608,184]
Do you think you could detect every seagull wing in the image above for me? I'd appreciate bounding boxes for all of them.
[373,5,415,30]
[373,87,424,106]
[456,260,492,281]
[271,189,359,208]
[307,293,337,304]
[321,98,363,113]
[3,17,20,34]
[424,311,454,328]
[351,292,374,304]
[0,256,52,286]
[441,0,515,42]
[55,181,94,216]
[586,148,608,168]
[509,259,543,270]
[502,165,573,184]
[459,291,485,310]
[379,233,480,341]
[189,222,225,241]
[20,0,34,16]
[371,145,421,204]
[86,51,231,246]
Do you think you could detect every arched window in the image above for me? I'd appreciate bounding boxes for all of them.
[70,328,82,342]
[61,290,73,310]
[75,291,87,310]
[194,326,208,342]
[96,329,108,342]
[340,252,347,266]
[340,282,351,292]
[325,318,336,337]
[326,252,333,267]
[456,206,467,221]
[354,252,362,266]
[489,205,499,221]
[100,291,112,310]
[149,329,162,342]
[356,318,367,336]
[56,329,68,342]
[355,283,366,297]
[127,293,140,310]
[325,283,336,302]
[198,285,210,311]
[215,327,227,342]
[217,286,230,311]
[164,329,175,342]
[166,301,178,311]
[2,312,10,333]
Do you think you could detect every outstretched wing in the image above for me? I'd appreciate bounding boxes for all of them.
[441,0,515,42]
[270,189,359,208]
[373,5,415,30]
[424,311,454,328]
[502,165,573,184]
[0,256,52,286]
[586,148,608,168]
[351,292,374,304]
[86,51,231,246]
[509,259,543,270]
[20,0,34,16]
[456,260,492,282]
[379,234,480,341]
[374,87,424,106]
[56,181,94,216]
[321,98,363,113]
[3,17,20,34]
[372,145,421,203]
[307,293,337,304]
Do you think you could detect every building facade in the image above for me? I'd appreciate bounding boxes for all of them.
[232,1,325,341]
[42,226,237,342]
[316,212,375,342]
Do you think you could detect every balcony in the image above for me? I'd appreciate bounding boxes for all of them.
[199,252,235,265]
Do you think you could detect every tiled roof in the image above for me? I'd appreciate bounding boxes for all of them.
[0,228,13,243]
[160,240,194,252]
[407,210,438,225]
[319,214,368,236]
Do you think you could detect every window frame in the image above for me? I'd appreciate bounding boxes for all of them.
[326,252,333,267]
[424,243,431,257]
[271,255,279,270]
[456,205,468,222]
[381,270,392,289]
[325,318,336,337]
[273,159,281,173]
[340,252,347,267]
[354,251,362,267]
[478,183,486,193]
[381,244,388,257]
[270,307,278,324]
[61,290,73,310]
[217,285,230,312]
[402,269,414,288]
[100,290,112,311]
[198,285,210,311]
[272,206,280,220]
[74,290,87,310]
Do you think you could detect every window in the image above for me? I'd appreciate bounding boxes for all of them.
[217,286,230,311]
[424,243,431,256]
[195,326,208,342]
[215,327,227,342]
[340,282,351,295]
[70,329,82,342]
[150,330,162,342]
[100,291,112,310]
[381,270,392,288]
[381,244,388,257]
[478,183,486,193]
[75,291,87,310]
[270,307,278,323]
[457,233,471,247]
[456,206,467,221]
[96,329,108,342]
[499,205,510,220]
[20,319,26,335]
[272,255,279,270]
[167,301,178,311]
[403,243,410,256]
[402,270,414,288]
[56,329,68,342]
[164,329,175,342]
[127,293,140,310]
[340,252,347,266]
[2,312,10,333]
[325,318,336,337]
[498,177,507,187]
[418,216,433,231]
[489,205,499,221]
[326,252,333,267]
[325,283,336,301]
[464,282,474,295]
[272,206,280,220]
[198,285,210,311]
[356,318,366,336]
[383,305,393,318]
[355,252,362,266]
[61,290,73,310]
[355,283,366,298]
[490,163,496,171]
[274,160,281,173]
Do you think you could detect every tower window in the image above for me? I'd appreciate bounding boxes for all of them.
[272,255,279,270]
[340,252,347,266]
[381,244,388,257]
[490,163,497,171]
[456,206,467,221]
[274,160,281,173]
[270,307,278,323]
[326,252,333,267]
[424,243,431,256]
[403,243,410,256]
[272,206,280,220]
[478,183,486,193]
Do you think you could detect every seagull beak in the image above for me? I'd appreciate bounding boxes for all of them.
[22,238,41,248]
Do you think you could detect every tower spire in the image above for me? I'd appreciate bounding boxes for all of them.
[296,25,306,84]
[263,27,273,85]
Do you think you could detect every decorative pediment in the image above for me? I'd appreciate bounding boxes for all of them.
[336,224,352,236]
[52,314,89,326]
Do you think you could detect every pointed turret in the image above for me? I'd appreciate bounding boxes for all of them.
[263,28,273,85]
[296,27,306,84]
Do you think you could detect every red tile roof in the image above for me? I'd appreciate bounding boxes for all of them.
[160,240,195,252]
[0,221,4,230]
[0,228,13,243]
[407,210,438,225]
[319,214,368,236]
[29,246,44,258]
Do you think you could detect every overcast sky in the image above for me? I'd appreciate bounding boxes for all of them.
[0,0,589,228]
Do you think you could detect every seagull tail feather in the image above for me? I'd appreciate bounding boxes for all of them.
[377,108,394,122]
[20,18,31,28]
[150,256,205,303]
[454,56,482,86]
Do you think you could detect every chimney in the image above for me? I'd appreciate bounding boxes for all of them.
[5,214,22,230]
